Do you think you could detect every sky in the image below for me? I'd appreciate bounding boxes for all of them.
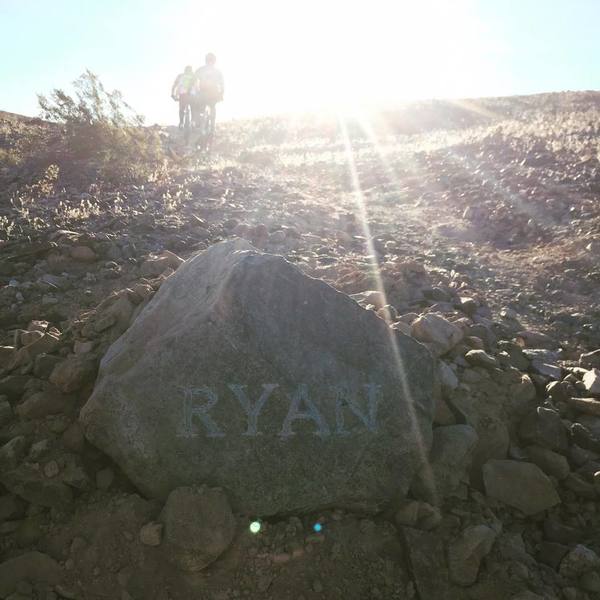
[0,0,598,124]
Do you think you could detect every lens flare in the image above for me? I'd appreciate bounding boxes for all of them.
[249,520,261,534]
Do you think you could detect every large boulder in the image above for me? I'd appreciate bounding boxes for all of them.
[80,239,435,515]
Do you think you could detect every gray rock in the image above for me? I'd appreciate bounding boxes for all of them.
[412,424,478,504]
[0,464,73,508]
[511,593,546,600]
[438,360,458,393]
[583,369,600,396]
[95,467,114,490]
[0,398,13,427]
[0,436,28,471]
[530,361,562,380]
[80,239,435,515]
[0,494,24,521]
[402,527,454,600]
[16,388,69,420]
[465,349,498,369]
[448,524,497,586]
[580,349,600,369]
[537,541,569,569]
[567,397,600,417]
[516,330,555,349]
[482,459,560,515]
[580,570,600,593]
[0,552,62,597]
[394,499,441,530]
[518,407,568,453]
[139,521,163,546]
[525,445,570,480]
[546,381,573,403]
[522,349,559,363]
[410,313,463,356]
[160,485,235,571]
[543,518,583,544]
[559,545,600,578]
[563,472,597,499]
[50,355,98,393]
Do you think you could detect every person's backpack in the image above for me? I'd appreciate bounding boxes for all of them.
[178,72,195,95]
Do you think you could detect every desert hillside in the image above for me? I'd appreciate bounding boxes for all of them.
[2,91,600,599]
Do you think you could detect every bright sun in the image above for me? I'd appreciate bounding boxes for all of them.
[168,0,492,118]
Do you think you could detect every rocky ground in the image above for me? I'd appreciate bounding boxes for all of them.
[2,92,600,599]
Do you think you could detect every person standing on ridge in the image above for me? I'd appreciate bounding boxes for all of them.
[193,53,224,136]
[171,65,196,129]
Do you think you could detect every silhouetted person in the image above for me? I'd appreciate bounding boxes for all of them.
[193,53,224,136]
[171,65,195,128]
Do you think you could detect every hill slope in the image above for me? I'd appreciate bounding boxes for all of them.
[1,91,600,599]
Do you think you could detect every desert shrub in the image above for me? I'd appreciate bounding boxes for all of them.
[37,70,164,182]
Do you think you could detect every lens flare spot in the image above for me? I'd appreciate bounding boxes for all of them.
[249,520,262,534]
[313,522,323,533]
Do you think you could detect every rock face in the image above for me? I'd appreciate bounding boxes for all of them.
[80,239,435,515]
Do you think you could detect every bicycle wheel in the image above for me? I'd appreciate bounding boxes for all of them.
[183,106,192,144]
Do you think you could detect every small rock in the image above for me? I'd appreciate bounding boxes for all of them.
[0,436,28,471]
[16,389,69,420]
[518,407,568,453]
[160,485,236,571]
[457,296,478,316]
[583,369,600,396]
[563,472,597,499]
[71,246,97,262]
[580,570,600,593]
[0,494,24,521]
[395,500,441,531]
[139,521,163,546]
[543,518,583,544]
[33,354,63,379]
[43,460,59,478]
[0,398,13,427]
[465,349,498,369]
[61,422,86,453]
[411,313,463,356]
[580,349,600,369]
[482,459,560,515]
[530,361,562,380]
[567,397,600,417]
[96,467,114,490]
[559,544,600,578]
[448,524,497,586]
[537,541,569,569]
[515,330,555,349]
[0,552,62,597]
[49,355,98,393]
[438,361,459,393]
[546,380,572,403]
[412,424,478,504]
[525,445,569,480]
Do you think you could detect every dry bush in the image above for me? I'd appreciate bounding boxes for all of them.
[37,70,165,183]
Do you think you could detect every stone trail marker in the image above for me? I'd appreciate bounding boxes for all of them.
[80,239,435,515]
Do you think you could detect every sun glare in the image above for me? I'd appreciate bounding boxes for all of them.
[163,0,493,120]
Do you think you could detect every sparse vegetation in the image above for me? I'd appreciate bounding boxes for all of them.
[36,70,165,182]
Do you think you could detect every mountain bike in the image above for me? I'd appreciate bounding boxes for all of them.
[182,103,193,145]
[194,104,213,152]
